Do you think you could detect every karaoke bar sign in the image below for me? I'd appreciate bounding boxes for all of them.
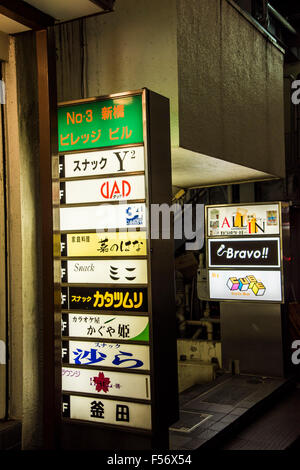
[62,313,149,341]
[208,238,280,268]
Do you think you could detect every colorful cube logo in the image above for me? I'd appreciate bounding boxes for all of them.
[227,275,266,296]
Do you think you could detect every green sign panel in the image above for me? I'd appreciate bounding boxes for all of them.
[58,94,143,152]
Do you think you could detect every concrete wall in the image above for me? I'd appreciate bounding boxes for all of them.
[15,32,43,449]
[4,34,42,449]
[0,74,6,421]
[56,0,179,145]
[177,0,285,178]
[0,31,8,61]
[55,0,285,181]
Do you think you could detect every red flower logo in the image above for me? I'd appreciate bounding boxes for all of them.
[93,372,111,393]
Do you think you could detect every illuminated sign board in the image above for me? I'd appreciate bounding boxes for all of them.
[62,340,150,370]
[61,259,148,284]
[59,146,145,178]
[60,203,146,231]
[61,286,148,312]
[58,95,143,152]
[62,367,151,400]
[62,395,152,430]
[60,231,147,257]
[206,202,284,304]
[209,269,282,302]
[62,313,149,341]
[60,175,146,204]
[56,90,178,441]
[208,238,280,268]
[207,203,280,237]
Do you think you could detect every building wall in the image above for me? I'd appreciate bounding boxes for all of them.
[177,0,285,178]
[1,0,287,449]
[55,0,179,145]
[4,34,42,449]
[55,0,285,181]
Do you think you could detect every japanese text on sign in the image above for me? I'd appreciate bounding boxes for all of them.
[61,231,147,257]
[62,313,149,341]
[59,146,145,178]
[58,96,143,152]
[61,286,148,312]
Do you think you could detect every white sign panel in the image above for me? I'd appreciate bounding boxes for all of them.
[209,269,282,302]
[62,394,152,430]
[207,204,280,237]
[62,259,148,285]
[60,203,146,231]
[61,175,145,204]
[62,313,149,342]
[60,146,145,178]
[62,341,150,370]
[62,367,151,400]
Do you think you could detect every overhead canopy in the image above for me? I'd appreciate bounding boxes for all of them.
[0,0,114,33]
[171,147,276,189]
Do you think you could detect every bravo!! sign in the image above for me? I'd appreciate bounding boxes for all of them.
[208,238,280,268]
[62,368,151,400]
[60,231,147,257]
[60,175,145,204]
[207,203,280,236]
[59,146,145,178]
[209,270,282,302]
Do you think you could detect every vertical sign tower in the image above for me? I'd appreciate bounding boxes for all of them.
[206,203,284,303]
[206,202,289,377]
[53,89,178,449]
